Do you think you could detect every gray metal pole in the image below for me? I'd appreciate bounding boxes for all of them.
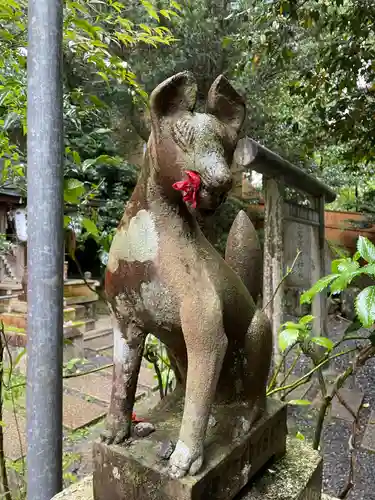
[26,0,64,498]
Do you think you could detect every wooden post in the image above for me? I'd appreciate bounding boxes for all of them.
[311,195,326,336]
[263,178,284,366]
[0,209,7,283]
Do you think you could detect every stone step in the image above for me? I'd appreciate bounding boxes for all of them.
[99,347,113,358]
[64,295,98,307]
[331,387,364,422]
[3,301,88,321]
[84,329,113,352]
[6,299,27,314]
[64,305,87,321]
[64,369,146,405]
[64,319,96,338]
[100,363,159,393]
[0,312,26,330]
[84,327,113,341]
[3,392,107,461]
[1,314,96,337]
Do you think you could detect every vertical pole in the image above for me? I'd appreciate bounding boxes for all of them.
[27,0,64,498]
[311,195,327,336]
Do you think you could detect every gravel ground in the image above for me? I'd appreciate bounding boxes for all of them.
[286,315,375,499]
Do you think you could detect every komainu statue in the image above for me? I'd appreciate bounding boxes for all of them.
[102,72,272,480]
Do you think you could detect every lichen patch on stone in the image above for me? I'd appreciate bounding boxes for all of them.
[108,210,159,273]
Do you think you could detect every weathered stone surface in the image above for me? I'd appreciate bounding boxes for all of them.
[84,329,113,352]
[239,437,322,499]
[331,387,364,423]
[4,409,26,460]
[51,473,341,500]
[64,372,113,404]
[134,422,155,437]
[63,394,106,431]
[361,409,375,452]
[54,438,328,500]
[158,440,175,460]
[284,375,312,403]
[93,397,287,500]
[52,474,93,500]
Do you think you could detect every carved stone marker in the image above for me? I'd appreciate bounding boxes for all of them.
[93,71,287,499]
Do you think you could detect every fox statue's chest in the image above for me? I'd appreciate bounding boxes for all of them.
[107,209,159,273]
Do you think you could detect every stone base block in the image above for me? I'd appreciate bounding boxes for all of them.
[93,396,287,500]
[55,437,326,500]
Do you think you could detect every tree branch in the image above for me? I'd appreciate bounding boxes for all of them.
[262,250,302,314]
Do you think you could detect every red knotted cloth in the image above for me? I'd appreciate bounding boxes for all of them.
[172,170,201,208]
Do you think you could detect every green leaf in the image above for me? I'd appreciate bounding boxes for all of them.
[353,251,361,262]
[92,129,111,136]
[72,150,81,165]
[300,274,339,304]
[160,9,171,19]
[296,431,305,440]
[3,112,19,131]
[64,216,71,228]
[141,0,160,21]
[68,1,89,14]
[64,178,85,204]
[288,399,311,406]
[355,286,375,328]
[170,0,182,11]
[299,315,314,325]
[97,72,109,83]
[337,259,360,274]
[0,91,10,107]
[357,236,375,263]
[82,159,97,171]
[13,348,26,367]
[360,264,375,277]
[281,321,301,329]
[72,17,100,38]
[330,274,353,294]
[222,36,232,48]
[81,218,99,238]
[279,328,299,351]
[65,178,84,190]
[310,337,334,351]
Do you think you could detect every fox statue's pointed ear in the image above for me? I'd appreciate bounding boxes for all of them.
[206,75,246,133]
[150,72,197,132]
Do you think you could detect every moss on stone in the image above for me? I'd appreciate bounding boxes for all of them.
[51,474,93,500]
[241,437,322,499]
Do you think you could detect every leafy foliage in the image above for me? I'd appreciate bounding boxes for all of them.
[279,315,333,353]
[0,0,180,251]
[302,236,375,327]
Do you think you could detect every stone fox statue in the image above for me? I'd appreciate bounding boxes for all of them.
[102,72,272,479]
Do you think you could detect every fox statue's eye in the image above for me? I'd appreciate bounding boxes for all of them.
[172,119,195,152]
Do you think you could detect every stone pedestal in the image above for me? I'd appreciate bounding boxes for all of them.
[93,397,287,500]
[54,438,327,500]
